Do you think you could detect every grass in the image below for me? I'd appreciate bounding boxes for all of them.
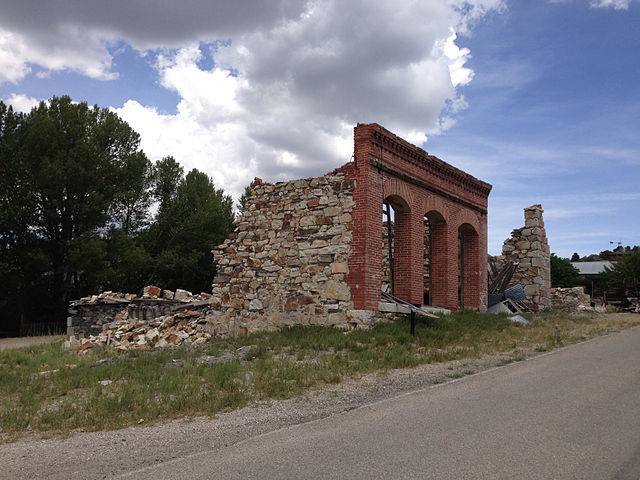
[0,311,638,443]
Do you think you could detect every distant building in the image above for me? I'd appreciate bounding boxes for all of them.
[571,261,614,276]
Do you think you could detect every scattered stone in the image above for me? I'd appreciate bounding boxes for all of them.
[551,287,593,313]
[143,286,161,298]
[174,289,192,301]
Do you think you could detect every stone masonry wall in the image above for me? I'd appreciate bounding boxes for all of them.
[496,204,551,311]
[205,166,376,335]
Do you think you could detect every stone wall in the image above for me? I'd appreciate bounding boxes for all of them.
[67,287,211,341]
[205,166,377,335]
[496,205,551,311]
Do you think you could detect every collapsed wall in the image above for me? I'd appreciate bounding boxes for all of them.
[205,165,377,334]
[65,123,492,351]
[496,204,551,311]
[550,287,593,313]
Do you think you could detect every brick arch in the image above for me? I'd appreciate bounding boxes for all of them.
[383,176,414,212]
[347,123,491,312]
[454,209,481,235]
[423,196,451,224]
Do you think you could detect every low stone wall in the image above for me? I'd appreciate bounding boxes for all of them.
[206,167,378,335]
[67,288,210,341]
[496,205,551,311]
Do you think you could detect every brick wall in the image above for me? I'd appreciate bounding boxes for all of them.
[348,124,491,312]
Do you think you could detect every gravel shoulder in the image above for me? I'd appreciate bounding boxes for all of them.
[1,317,637,480]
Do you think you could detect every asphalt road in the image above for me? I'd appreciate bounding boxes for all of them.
[113,327,640,480]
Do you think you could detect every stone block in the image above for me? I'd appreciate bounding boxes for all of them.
[248,299,263,311]
[174,289,192,301]
[325,280,350,301]
[524,284,540,296]
[143,285,161,298]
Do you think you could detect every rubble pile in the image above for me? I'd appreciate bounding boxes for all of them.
[67,286,217,354]
[550,287,593,313]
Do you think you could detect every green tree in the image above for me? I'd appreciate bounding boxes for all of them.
[152,169,235,293]
[0,96,153,332]
[152,156,184,216]
[109,151,154,234]
[550,253,583,288]
[570,252,580,262]
[600,250,640,295]
[238,184,253,212]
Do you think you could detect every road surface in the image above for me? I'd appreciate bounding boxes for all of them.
[111,327,640,480]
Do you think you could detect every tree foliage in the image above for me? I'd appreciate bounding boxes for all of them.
[550,253,583,288]
[150,169,234,292]
[238,184,253,212]
[599,250,640,295]
[0,96,235,335]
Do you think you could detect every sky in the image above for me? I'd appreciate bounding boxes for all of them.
[0,0,638,258]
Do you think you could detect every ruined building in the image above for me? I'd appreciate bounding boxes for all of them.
[206,123,492,334]
[495,205,551,311]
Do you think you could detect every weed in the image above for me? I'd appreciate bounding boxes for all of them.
[1,311,638,442]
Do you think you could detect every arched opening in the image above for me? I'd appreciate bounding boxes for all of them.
[458,223,480,309]
[425,210,446,307]
[382,195,410,301]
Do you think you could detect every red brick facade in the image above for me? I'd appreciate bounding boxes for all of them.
[346,123,492,312]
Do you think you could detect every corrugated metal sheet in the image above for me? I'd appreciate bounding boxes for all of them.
[571,261,614,275]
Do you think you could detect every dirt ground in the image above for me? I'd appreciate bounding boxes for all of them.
[0,335,65,351]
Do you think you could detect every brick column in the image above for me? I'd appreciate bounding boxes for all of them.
[461,229,480,310]
[393,208,423,306]
[347,125,383,310]
[429,218,458,310]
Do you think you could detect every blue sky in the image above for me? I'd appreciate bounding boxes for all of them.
[1,0,638,258]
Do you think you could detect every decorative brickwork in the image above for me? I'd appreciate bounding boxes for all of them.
[349,124,491,312]
[496,205,551,311]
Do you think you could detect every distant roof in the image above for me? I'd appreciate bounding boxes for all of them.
[571,261,614,275]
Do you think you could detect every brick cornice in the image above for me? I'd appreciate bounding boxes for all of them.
[359,123,492,200]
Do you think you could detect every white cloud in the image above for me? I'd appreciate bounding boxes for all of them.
[590,0,631,9]
[549,0,637,8]
[2,93,39,112]
[0,0,507,201]
[0,26,117,83]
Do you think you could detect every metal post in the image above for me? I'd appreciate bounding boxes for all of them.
[410,308,416,336]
